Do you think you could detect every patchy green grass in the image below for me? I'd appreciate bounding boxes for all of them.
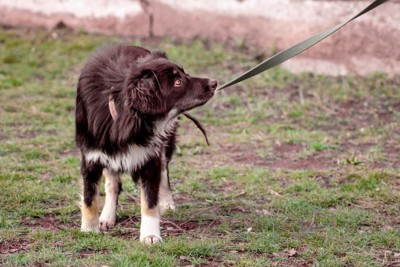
[0,27,399,266]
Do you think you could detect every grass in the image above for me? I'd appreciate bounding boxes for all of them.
[0,26,399,266]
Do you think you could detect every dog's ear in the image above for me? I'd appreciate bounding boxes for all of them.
[125,69,167,115]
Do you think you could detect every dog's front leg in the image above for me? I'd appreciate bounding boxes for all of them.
[80,157,102,232]
[158,153,176,214]
[138,157,163,244]
[99,169,121,231]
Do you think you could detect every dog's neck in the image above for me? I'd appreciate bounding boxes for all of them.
[108,95,179,123]
[108,96,208,145]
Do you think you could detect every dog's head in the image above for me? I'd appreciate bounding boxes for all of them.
[124,51,217,116]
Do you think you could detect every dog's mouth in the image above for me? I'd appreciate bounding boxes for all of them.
[181,90,216,113]
[179,99,209,113]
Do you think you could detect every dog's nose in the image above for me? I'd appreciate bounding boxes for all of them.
[209,80,218,90]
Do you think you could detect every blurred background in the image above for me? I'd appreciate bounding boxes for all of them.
[1,0,400,76]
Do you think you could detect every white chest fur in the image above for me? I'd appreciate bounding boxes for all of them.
[85,110,178,173]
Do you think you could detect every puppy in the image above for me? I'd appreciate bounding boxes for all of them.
[75,45,217,243]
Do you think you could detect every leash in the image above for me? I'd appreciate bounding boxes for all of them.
[217,0,388,91]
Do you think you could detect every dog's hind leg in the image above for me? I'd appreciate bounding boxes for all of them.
[81,157,102,233]
[158,153,176,214]
[137,157,163,244]
[99,169,121,231]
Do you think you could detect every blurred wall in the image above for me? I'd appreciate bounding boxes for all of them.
[1,0,399,76]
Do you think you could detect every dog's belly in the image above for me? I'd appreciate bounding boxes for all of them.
[85,144,158,173]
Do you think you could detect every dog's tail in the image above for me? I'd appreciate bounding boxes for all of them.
[182,113,210,146]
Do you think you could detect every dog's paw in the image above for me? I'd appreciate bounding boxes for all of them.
[140,215,161,244]
[99,204,117,231]
[159,201,176,214]
[140,235,163,244]
[81,217,100,233]
[81,225,100,233]
[158,193,176,214]
[99,216,116,231]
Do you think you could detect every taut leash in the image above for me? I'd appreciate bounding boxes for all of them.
[217,0,388,91]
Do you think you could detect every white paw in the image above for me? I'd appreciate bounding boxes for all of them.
[99,215,116,231]
[81,224,100,233]
[159,201,176,214]
[140,235,163,244]
[140,214,161,244]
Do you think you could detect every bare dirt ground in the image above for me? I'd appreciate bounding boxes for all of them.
[0,0,399,76]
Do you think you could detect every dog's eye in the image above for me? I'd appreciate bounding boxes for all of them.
[174,79,182,87]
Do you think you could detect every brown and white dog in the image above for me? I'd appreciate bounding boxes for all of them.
[75,45,217,243]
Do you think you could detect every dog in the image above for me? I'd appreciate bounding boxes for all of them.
[75,45,217,243]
